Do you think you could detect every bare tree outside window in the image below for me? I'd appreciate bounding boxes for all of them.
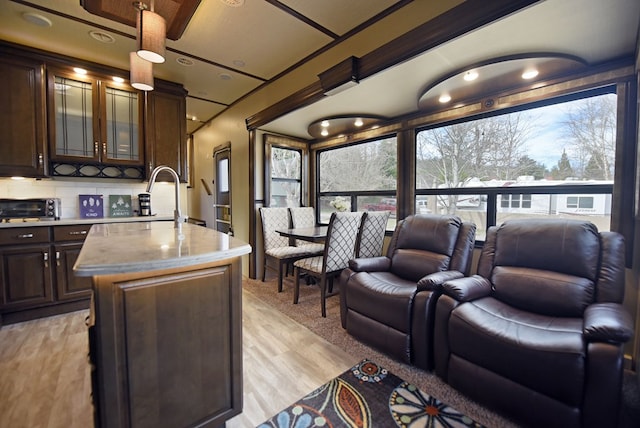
[319,137,397,192]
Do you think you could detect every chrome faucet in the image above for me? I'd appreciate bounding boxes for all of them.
[146,165,186,235]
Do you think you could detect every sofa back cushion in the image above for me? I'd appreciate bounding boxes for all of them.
[390,214,461,281]
[492,266,594,317]
[490,219,600,316]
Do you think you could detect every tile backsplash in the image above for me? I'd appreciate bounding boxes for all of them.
[0,178,187,220]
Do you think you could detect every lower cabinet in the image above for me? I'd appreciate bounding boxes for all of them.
[0,224,92,324]
[89,259,243,428]
[53,225,93,301]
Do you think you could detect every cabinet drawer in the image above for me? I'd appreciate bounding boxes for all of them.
[53,225,92,242]
[0,227,49,245]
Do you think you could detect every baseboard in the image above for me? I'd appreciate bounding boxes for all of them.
[624,353,635,371]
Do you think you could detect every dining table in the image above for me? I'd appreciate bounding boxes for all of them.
[276,226,328,243]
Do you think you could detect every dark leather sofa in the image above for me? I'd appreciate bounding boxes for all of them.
[433,219,634,428]
[339,214,476,370]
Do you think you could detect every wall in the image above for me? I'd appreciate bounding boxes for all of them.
[0,177,186,220]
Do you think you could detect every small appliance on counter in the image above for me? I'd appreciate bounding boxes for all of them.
[0,198,61,222]
[138,193,151,216]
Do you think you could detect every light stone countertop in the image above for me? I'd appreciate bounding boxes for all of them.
[0,216,174,228]
[73,221,252,277]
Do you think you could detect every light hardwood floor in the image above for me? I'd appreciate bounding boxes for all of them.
[0,290,359,428]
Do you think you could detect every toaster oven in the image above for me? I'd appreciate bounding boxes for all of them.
[0,198,61,221]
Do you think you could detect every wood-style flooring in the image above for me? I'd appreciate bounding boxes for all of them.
[0,289,359,428]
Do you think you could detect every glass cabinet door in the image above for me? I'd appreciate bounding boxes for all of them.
[101,82,142,164]
[49,69,142,165]
[51,72,99,161]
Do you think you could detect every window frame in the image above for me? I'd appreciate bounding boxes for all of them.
[315,134,398,225]
[264,134,309,208]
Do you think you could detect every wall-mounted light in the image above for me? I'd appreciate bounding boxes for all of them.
[135,2,166,64]
[130,52,154,91]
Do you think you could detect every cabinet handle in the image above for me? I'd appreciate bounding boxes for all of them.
[38,153,43,167]
[102,142,107,156]
[69,230,88,236]
[94,141,99,156]
[56,251,61,267]
[17,233,34,239]
[44,252,49,268]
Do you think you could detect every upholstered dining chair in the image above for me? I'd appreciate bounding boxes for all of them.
[433,219,633,428]
[293,211,364,317]
[259,207,322,292]
[288,206,324,254]
[356,210,390,258]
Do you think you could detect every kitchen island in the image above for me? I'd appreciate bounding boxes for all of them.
[74,221,251,428]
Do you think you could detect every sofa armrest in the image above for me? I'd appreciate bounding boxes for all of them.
[348,256,390,272]
[442,275,492,302]
[583,303,634,343]
[417,270,464,291]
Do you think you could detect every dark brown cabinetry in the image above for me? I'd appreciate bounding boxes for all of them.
[53,225,93,301]
[145,83,188,182]
[89,259,243,427]
[47,67,145,179]
[0,54,47,177]
[0,228,53,313]
[0,224,92,324]
[0,42,187,181]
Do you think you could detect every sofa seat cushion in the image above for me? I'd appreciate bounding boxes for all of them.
[449,297,585,406]
[345,271,419,333]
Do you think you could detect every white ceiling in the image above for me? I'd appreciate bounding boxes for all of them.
[0,0,638,138]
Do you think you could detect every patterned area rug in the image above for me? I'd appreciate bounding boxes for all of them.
[257,359,484,428]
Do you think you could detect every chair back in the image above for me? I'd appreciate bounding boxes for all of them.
[477,219,625,317]
[356,211,390,258]
[289,207,317,246]
[387,214,476,282]
[259,207,290,251]
[323,212,364,273]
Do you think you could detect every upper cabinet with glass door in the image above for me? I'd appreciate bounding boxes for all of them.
[47,67,144,178]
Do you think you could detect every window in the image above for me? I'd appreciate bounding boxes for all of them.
[264,134,308,208]
[317,136,397,225]
[416,89,616,240]
[567,196,595,209]
[500,194,532,209]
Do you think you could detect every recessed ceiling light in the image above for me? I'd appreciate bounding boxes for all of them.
[321,120,330,127]
[176,57,194,66]
[219,73,232,80]
[112,76,125,83]
[522,69,539,79]
[463,70,478,81]
[73,67,88,75]
[220,0,244,6]
[233,60,245,67]
[354,118,364,127]
[22,12,52,27]
[439,94,451,103]
[320,129,329,136]
[89,30,115,43]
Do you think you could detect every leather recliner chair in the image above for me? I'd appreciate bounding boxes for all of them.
[434,219,634,428]
[339,214,476,370]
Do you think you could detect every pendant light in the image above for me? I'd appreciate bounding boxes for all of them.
[135,1,166,64]
[130,52,154,91]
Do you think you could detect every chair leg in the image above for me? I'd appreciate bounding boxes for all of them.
[278,260,285,292]
[262,258,267,282]
[320,274,327,318]
[293,267,301,304]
